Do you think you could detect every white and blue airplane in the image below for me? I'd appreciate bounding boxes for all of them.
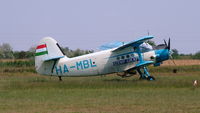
[35,36,171,81]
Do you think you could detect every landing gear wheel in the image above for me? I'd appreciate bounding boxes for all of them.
[147,76,155,81]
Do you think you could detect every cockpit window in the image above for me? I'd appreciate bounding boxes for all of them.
[139,42,153,52]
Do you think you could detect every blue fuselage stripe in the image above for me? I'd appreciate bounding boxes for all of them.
[70,66,76,68]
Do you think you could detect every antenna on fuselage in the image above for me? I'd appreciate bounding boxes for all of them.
[147,30,150,36]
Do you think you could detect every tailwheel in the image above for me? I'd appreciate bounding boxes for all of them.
[58,76,62,81]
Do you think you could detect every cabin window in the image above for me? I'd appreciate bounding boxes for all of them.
[126,55,130,58]
[117,57,120,60]
[121,56,125,59]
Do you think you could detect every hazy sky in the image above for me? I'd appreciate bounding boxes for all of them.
[0,0,199,54]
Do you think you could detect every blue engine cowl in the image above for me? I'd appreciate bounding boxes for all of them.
[155,49,170,63]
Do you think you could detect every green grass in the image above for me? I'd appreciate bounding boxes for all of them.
[0,71,200,113]
[0,60,34,67]
[1,60,200,73]
[149,65,200,73]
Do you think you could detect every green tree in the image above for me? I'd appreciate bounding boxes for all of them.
[0,43,14,59]
[62,47,94,58]
[171,49,179,59]
[27,46,35,59]
[13,46,35,59]
[192,51,200,59]
[0,47,3,58]
[13,51,26,59]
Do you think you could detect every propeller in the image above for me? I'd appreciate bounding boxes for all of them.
[170,54,176,66]
[166,38,178,73]
[163,38,170,50]
[163,38,177,73]
[170,55,178,73]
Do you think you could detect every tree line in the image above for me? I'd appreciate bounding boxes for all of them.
[0,43,93,59]
[171,49,200,59]
[0,43,200,59]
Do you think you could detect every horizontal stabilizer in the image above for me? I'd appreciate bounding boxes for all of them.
[44,56,65,61]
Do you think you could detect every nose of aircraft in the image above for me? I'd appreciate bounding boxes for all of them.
[155,49,170,63]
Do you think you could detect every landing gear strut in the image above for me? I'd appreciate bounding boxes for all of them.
[137,66,155,81]
[58,76,62,81]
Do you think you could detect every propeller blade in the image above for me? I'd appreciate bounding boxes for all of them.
[170,52,178,73]
[163,39,168,49]
[170,55,176,66]
[168,38,171,50]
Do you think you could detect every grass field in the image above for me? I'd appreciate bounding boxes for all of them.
[0,60,200,113]
[0,71,200,113]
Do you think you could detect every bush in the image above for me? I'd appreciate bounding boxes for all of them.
[192,51,200,59]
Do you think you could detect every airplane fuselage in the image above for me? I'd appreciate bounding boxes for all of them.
[35,36,171,80]
[40,47,155,77]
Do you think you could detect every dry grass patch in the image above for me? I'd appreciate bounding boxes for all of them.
[163,59,200,66]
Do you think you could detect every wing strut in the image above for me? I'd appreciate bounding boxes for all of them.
[134,42,155,80]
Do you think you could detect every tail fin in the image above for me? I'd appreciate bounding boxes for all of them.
[35,37,66,75]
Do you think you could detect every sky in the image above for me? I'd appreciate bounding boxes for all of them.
[0,0,199,54]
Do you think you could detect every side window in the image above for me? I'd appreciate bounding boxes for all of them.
[126,54,130,58]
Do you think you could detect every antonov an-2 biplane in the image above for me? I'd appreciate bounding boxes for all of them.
[35,36,171,81]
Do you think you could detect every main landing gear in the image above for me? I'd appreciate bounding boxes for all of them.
[137,66,155,81]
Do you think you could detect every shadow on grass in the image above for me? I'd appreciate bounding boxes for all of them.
[103,78,129,82]
[102,77,143,83]
[28,77,48,83]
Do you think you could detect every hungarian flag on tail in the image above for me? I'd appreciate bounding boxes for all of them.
[35,44,48,56]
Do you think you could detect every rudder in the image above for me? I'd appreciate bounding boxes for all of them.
[35,37,66,75]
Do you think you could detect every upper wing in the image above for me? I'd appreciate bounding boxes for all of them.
[112,36,154,52]
[99,41,127,50]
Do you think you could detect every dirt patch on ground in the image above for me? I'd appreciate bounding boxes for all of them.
[162,60,200,66]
